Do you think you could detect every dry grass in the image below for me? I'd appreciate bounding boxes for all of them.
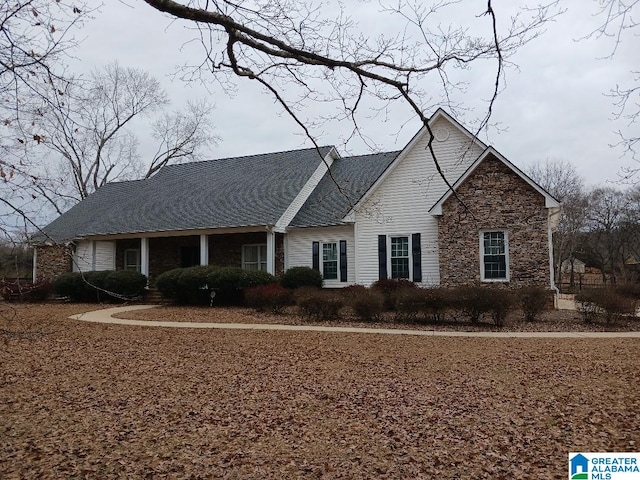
[1,303,639,479]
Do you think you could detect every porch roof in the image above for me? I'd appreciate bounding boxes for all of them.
[38,146,333,243]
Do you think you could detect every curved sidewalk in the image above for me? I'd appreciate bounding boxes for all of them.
[68,305,640,338]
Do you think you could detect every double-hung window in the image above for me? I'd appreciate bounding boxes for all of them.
[242,244,267,271]
[124,249,141,272]
[322,243,338,280]
[390,236,410,279]
[481,231,508,281]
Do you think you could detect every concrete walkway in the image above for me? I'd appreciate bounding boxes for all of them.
[69,305,640,338]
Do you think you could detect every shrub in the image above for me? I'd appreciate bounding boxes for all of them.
[279,266,323,289]
[207,267,275,306]
[103,270,147,298]
[614,283,640,300]
[53,272,88,301]
[84,270,113,302]
[176,265,215,305]
[295,287,344,320]
[244,283,293,314]
[347,287,384,322]
[371,278,417,310]
[575,290,600,324]
[518,287,549,322]
[155,268,184,299]
[486,289,514,328]
[452,285,494,323]
[420,288,451,323]
[0,279,52,303]
[394,288,426,322]
[52,270,146,302]
[576,288,636,324]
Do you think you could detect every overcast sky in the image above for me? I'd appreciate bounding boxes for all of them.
[68,1,639,188]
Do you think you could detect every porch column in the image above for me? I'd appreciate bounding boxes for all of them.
[140,237,149,278]
[200,234,209,266]
[266,229,275,275]
[32,248,38,282]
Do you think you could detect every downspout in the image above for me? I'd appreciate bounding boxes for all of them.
[548,207,561,308]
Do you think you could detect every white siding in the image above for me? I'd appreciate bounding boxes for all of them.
[354,117,485,286]
[94,241,116,271]
[73,241,92,272]
[72,240,115,272]
[287,225,355,287]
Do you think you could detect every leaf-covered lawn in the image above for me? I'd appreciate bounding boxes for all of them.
[1,304,639,478]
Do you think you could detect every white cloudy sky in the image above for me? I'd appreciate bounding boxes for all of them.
[67,0,639,187]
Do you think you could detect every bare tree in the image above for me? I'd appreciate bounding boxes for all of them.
[0,1,86,238]
[527,159,587,288]
[527,159,584,202]
[27,62,218,213]
[583,186,630,284]
[141,0,561,185]
[583,1,639,178]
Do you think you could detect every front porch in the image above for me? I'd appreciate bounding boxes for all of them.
[34,228,286,283]
[115,230,286,283]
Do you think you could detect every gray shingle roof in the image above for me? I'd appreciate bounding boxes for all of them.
[39,146,334,242]
[290,151,399,227]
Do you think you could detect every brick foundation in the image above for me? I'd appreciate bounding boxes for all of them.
[438,155,551,288]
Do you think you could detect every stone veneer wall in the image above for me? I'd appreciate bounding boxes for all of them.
[35,244,73,281]
[438,155,550,288]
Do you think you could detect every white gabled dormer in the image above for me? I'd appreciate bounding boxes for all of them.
[274,147,340,232]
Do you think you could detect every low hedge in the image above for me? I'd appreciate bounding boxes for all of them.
[154,267,184,300]
[176,266,216,305]
[52,270,147,302]
[295,287,343,320]
[103,270,148,298]
[371,278,417,310]
[576,288,636,324]
[244,283,293,314]
[207,267,275,305]
[517,286,549,322]
[279,266,323,289]
[155,266,275,305]
[346,287,384,321]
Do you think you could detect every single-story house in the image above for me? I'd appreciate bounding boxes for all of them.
[33,109,561,289]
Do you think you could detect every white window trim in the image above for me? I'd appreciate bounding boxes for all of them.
[479,230,510,282]
[242,244,268,271]
[388,234,412,281]
[322,242,339,280]
[124,248,141,272]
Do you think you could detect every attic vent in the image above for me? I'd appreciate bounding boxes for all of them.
[434,127,449,142]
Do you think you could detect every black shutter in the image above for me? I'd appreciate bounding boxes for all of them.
[339,240,347,282]
[412,233,422,282]
[312,241,320,271]
[378,235,388,280]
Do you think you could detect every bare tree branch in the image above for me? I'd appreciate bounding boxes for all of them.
[142,0,560,209]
